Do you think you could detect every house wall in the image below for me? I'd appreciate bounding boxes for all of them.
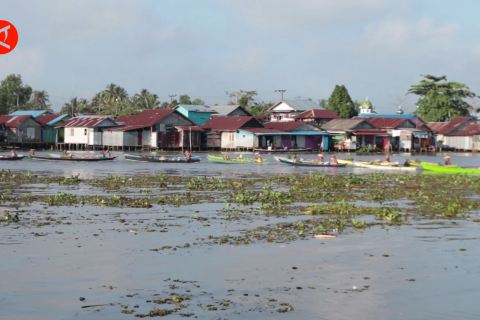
[444,136,471,150]
[236,130,257,149]
[64,127,89,144]
[142,129,150,146]
[305,135,325,149]
[296,135,305,147]
[103,131,125,146]
[221,132,236,149]
[228,108,250,116]
[10,117,42,143]
[175,109,211,126]
[158,131,180,149]
[181,131,202,149]
[206,133,221,148]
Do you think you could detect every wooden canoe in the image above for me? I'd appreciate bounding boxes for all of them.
[353,161,417,171]
[124,154,201,163]
[31,155,116,161]
[0,156,25,161]
[278,157,347,167]
[207,155,269,164]
[420,163,480,173]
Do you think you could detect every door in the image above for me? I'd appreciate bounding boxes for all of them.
[137,129,142,145]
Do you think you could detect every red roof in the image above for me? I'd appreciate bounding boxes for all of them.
[241,128,282,134]
[426,122,448,132]
[264,121,304,131]
[106,125,147,132]
[295,109,340,119]
[355,117,410,129]
[176,126,204,132]
[61,116,112,127]
[433,117,473,134]
[117,109,176,127]
[201,116,259,131]
[447,124,480,136]
[0,115,31,127]
[36,114,61,125]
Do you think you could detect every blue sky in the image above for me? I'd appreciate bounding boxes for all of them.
[2,0,480,113]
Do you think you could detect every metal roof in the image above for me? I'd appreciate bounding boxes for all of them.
[355,117,411,129]
[60,116,114,127]
[321,119,375,130]
[211,105,251,116]
[36,114,70,126]
[117,109,179,127]
[295,109,340,119]
[0,115,32,127]
[447,124,480,136]
[264,121,305,131]
[9,110,50,118]
[201,116,260,131]
[431,117,474,134]
[268,100,320,113]
[175,105,217,113]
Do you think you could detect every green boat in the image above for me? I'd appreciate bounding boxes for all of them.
[410,161,458,168]
[207,155,269,164]
[420,163,480,173]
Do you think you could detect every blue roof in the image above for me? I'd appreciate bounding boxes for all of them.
[359,114,417,119]
[175,105,217,113]
[46,114,70,126]
[10,110,50,117]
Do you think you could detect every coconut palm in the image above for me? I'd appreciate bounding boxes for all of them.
[31,90,51,110]
[133,89,160,110]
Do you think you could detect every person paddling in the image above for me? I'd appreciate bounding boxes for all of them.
[330,155,338,164]
[385,154,391,162]
[315,154,324,163]
[10,150,17,158]
[184,150,191,162]
[444,156,451,165]
[404,159,411,167]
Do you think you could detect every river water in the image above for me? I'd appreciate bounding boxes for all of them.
[1,151,479,319]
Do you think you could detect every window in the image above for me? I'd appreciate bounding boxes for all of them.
[229,133,235,141]
[26,128,35,139]
[70,129,74,136]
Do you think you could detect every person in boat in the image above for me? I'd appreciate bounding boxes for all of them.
[100,150,106,158]
[385,154,391,162]
[254,152,263,162]
[10,150,17,158]
[330,155,338,164]
[403,159,411,167]
[105,150,111,158]
[30,149,35,156]
[315,154,324,163]
[184,150,191,162]
[62,150,72,158]
[282,144,289,151]
[266,139,271,149]
[444,156,451,165]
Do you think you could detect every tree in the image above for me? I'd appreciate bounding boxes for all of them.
[30,90,51,111]
[318,99,327,109]
[60,97,80,116]
[0,74,32,114]
[133,89,160,111]
[249,101,274,116]
[326,85,358,118]
[225,90,257,108]
[99,83,128,116]
[408,75,475,121]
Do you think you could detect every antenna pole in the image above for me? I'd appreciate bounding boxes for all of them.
[275,90,287,101]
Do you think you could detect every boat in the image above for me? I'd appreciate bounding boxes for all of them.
[337,159,353,165]
[410,161,458,168]
[207,155,269,164]
[420,163,480,173]
[352,161,417,171]
[278,157,347,167]
[124,154,201,163]
[0,155,25,161]
[254,148,312,153]
[357,160,399,166]
[31,155,116,161]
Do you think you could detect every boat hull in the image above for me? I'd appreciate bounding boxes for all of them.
[410,162,458,168]
[254,148,312,153]
[207,155,269,164]
[420,163,480,173]
[353,161,417,171]
[124,154,201,163]
[0,156,25,161]
[31,155,116,161]
[278,157,347,167]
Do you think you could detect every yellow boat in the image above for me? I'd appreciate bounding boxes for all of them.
[337,159,353,165]
[358,160,399,166]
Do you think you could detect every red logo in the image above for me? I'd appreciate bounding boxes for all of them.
[0,20,18,55]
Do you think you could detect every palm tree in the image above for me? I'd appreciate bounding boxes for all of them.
[60,97,79,116]
[31,90,50,110]
[100,83,128,115]
[133,89,160,110]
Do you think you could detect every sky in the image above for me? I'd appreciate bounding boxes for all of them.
[2,0,480,113]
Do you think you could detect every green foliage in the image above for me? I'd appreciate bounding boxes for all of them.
[408,75,475,121]
[249,101,273,116]
[0,74,33,114]
[326,85,358,118]
[226,90,257,108]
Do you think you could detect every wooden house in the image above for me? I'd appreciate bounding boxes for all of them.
[58,116,117,149]
[266,100,321,122]
[0,115,42,144]
[36,114,71,143]
[104,109,201,150]
[445,124,480,151]
[175,105,218,126]
[294,109,340,126]
[427,117,477,151]
[263,122,328,150]
[320,119,385,151]
[201,116,264,150]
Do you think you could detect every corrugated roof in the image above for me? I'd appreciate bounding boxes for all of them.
[434,117,473,134]
[176,105,217,113]
[447,124,480,136]
[211,105,251,116]
[355,117,410,128]
[106,125,147,132]
[9,110,50,118]
[351,129,389,135]
[426,122,449,132]
[295,109,340,119]
[320,119,375,130]
[176,126,204,132]
[0,115,31,127]
[201,116,260,131]
[36,114,69,125]
[264,121,304,131]
[119,109,176,126]
[61,116,113,127]
[268,100,319,112]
